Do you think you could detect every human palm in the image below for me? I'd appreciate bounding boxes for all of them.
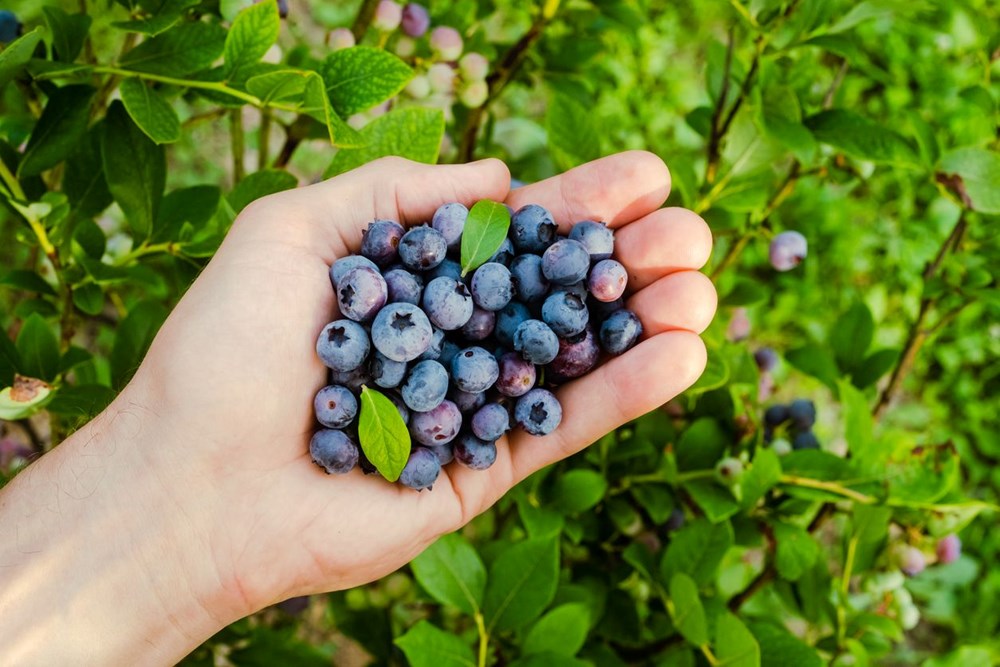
[128,152,716,615]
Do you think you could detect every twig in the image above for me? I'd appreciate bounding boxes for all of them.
[258,111,272,170]
[182,108,227,128]
[350,0,380,42]
[823,61,849,108]
[728,566,774,611]
[273,116,312,169]
[230,109,245,185]
[704,29,735,184]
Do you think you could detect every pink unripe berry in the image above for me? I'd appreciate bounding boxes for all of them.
[373,0,402,31]
[405,74,431,99]
[769,230,808,271]
[430,26,463,61]
[401,3,430,37]
[894,544,926,576]
[726,307,751,342]
[329,28,356,51]
[427,63,455,94]
[936,534,961,564]
[458,79,488,108]
[459,52,489,80]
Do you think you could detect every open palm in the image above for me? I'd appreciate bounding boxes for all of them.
[129,151,716,616]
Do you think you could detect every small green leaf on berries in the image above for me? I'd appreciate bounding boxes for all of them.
[358,385,411,481]
[460,200,511,276]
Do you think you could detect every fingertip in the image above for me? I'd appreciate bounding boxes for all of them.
[621,150,671,210]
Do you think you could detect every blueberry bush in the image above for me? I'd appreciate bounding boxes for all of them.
[1,1,998,665]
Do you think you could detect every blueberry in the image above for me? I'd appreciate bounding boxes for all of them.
[386,391,411,425]
[337,265,388,322]
[448,387,486,413]
[788,399,816,430]
[552,280,589,301]
[936,534,961,565]
[317,319,371,372]
[361,219,405,267]
[451,347,500,393]
[510,254,550,302]
[588,259,628,302]
[370,351,408,388]
[401,360,449,412]
[542,239,591,286]
[423,277,474,330]
[454,433,498,470]
[410,399,463,446]
[763,404,790,427]
[893,544,926,577]
[0,10,20,44]
[569,220,614,260]
[418,327,447,361]
[358,449,379,475]
[425,258,463,282]
[495,301,531,347]
[769,231,808,271]
[548,326,599,379]
[309,429,359,474]
[470,262,513,311]
[510,204,558,253]
[515,388,562,436]
[487,237,516,267]
[399,225,448,271]
[401,2,431,37]
[330,255,378,288]
[665,508,685,532]
[496,352,536,397]
[427,443,455,466]
[384,268,423,305]
[471,403,511,441]
[542,291,589,337]
[791,430,820,450]
[431,202,468,252]
[513,319,559,365]
[599,309,642,355]
[754,347,780,373]
[314,385,359,428]
[439,340,461,368]
[329,365,371,392]
[590,297,624,322]
[399,447,441,490]
[371,302,434,362]
[461,307,496,341]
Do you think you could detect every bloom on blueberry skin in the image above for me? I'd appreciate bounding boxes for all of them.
[373,0,403,31]
[401,3,430,37]
[430,26,463,61]
[769,231,808,271]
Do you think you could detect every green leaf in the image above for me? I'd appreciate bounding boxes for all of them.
[720,279,768,307]
[838,379,877,466]
[682,480,739,523]
[668,573,708,647]
[358,386,411,482]
[0,381,52,420]
[827,1,894,33]
[676,417,727,471]
[748,622,822,667]
[18,85,96,177]
[42,7,92,62]
[395,621,475,667]
[785,344,839,391]
[155,184,221,242]
[508,654,590,667]
[773,522,819,581]
[760,84,816,163]
[227,169,298,214]
[411,532,486,615]
[326,107,444,177]
[459,200,512,276]
[850,348,898,389]
[64,125,113,217]
[72,283,104,316]
[224,0,280,83]
[714,612,760,667]
[72,218,107,260]
[484,537,560,632]
[321,46,413,117]
[661,518,734,586]
[246,69,310,104]
[0,331,22,386]
[119,21,226,76]
[119,79,181,144]
[45,383,116,418]
[523,603,590,656]
[740,447,782,509]
[15,314,60,381]
[631,483,676,524]
[885,443,959,504]
[939,148,1000,214]
[829,302,874,371]
[0,28,43,88]
[805,110,917,165]
[113,0,201,35]
[302,73,364,147]
[102,101,166,239]
[546,91,600,172]
[1,270,57,296]
[110,300,169,387]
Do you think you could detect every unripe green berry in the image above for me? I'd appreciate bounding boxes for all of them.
[715,456,744,484]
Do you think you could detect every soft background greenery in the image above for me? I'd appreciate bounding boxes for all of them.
[0,0,998,665]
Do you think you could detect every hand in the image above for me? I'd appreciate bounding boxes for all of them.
[0,152,716,664]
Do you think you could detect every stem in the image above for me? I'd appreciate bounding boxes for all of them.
[0,156,26,201]
[93,33,137,116]
[230,109,245,185]
[779,474,876,504]
[700,644,720,666]
[350,0,380,42]
[728,565,774,612]
[258,111,272,170]
[837,535,859,648]
[709,232,752,281]
[474,612,489,667]
[704,29,735,185]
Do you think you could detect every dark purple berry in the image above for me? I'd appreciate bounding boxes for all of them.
[337,265,388,322]
[454,433,497,470]
[399,447,441,490]
[399,225,448,271]
[471,403,511,441]
[599,309,642,355]
[548,326,599,379]
[410,400,463,446]
[310,429,359,474]
[361,219,405,267]
[496,352,536,397]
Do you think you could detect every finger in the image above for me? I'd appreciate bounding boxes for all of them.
[614,207,714,291]
[626,270,718,335]
[506,151,671,230]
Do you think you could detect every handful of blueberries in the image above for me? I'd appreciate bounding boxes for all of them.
[310,201,642,490]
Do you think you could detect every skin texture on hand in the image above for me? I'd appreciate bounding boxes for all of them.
[0,152,716,664]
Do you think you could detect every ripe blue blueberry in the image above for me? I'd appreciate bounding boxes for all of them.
[427,443,455,466]
[495,352,536,397]
[386,391,411,425]
[370,351,408,388]
[439,340,461,368]
[317,319,371,371]
[789,399,816,430]
[371,302,434,362]
[542,239,591,286]
[314,385,359,429]
[590,296,624,323]
[384,268,423,305]
[487,237,516,267]
[401,360,450,412]
[495,301,531,347]
[418,327,447,361]
[515,388,562,436]
[792,430,820,450]
[454,433,498,470]
[569,220,614,260]
[513,319,559,365]
[542,291,589,337]
[510,253,550,302]
[337,265,388,322]
[399,225,448,271]
[425,258,463,282]
[399,447,442,490]
[309,429,359,474]
[471,403,511,441]
[461,307,496,341]
[470,262,513,311]
[423,276,475,330]
[330,255,378,288]
[764,404,790,427]
[754,347,780,373]
[0,10,20,44]
[769,231,808,271]
[451,346,500,393]
[599,309,642,355]
[448,387,486,413]
[361,219,405,267]
[548,326,599,379]
[410,399,463,446]
[588,259,628,302]
[510,204,558,253]
[431,202,468,252]
[329,365,371,392]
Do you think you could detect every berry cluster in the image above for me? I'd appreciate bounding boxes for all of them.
[763,398,818,454]
[311,202,641,490]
